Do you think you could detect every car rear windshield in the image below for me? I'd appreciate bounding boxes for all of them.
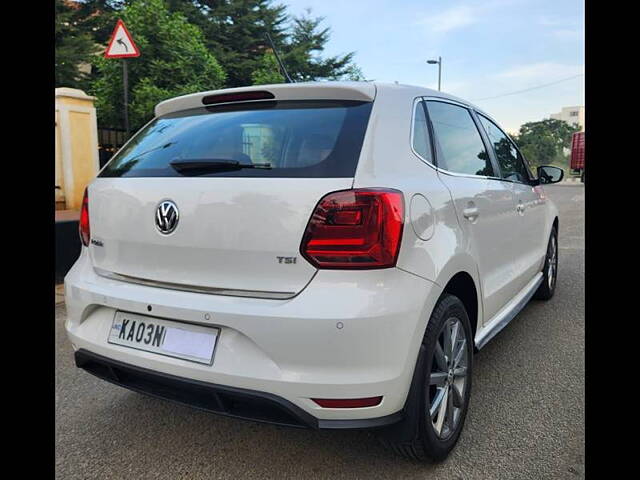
[99,100,373,178]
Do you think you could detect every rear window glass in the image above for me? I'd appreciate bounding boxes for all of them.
[100,100,373,178]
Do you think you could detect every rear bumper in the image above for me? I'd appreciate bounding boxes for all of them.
[65,249,442,424]
[75,349,403,429]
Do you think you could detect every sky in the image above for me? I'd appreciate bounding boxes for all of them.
[283,0,584,133]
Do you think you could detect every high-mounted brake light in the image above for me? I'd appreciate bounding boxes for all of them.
[201,90,275,105]
[312,397,383,408]
[301,189,404,269]
[79,188,90,247]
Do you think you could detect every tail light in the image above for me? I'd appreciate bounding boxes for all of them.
[79,188,90,246]
[202,90,275,105]
[301,189,404,269]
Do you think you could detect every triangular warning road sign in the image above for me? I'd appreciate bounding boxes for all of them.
[104,19,140,58]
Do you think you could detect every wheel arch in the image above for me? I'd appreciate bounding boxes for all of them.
[432,251,483,345]
[441,271,479,343]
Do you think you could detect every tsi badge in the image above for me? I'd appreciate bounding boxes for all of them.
[156,200,179,234]
[277,256,297,264]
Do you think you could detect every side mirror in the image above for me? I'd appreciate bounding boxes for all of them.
[536,165,564,185]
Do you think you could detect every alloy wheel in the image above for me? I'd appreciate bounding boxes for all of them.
[547,234,557,290]
[427,317,468,440]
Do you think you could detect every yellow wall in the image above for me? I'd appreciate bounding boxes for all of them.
[55,110,64,206]
[55,88,99,210]
[69,111,94,208]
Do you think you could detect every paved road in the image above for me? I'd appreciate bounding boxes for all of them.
[55,184,584,479]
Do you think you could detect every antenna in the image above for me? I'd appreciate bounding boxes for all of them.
[265,32,293,83]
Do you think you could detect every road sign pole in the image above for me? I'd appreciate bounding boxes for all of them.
[104,19,139,136]
[122,59,129,137]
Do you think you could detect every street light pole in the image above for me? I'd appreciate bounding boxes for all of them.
[427,56,442,91]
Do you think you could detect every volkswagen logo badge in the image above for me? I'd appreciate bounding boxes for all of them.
[155,200,179,235]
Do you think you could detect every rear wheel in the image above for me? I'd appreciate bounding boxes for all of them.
[534,226,558,300]
[379,294,473,462]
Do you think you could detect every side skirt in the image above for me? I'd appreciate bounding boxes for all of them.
[474,273,543,350]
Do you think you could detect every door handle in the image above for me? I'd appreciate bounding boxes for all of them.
[463,206,479,220]
[516,201,525,215]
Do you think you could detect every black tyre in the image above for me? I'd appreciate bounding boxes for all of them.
[534,226,558,300]
[379,294,473,462]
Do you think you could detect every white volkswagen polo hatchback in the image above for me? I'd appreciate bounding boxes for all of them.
[65,82,562,461]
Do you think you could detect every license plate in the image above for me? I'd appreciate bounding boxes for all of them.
[108,311,219,365]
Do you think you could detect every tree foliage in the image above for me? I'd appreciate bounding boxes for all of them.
[168,0,290,88]
[73,1,126,44]
[55,0,97,89]
[283,9,363,82]
[167,2,362,86]
[90,0,226,129]
[57,0,365,129]
[251,51,285,85]
[513,118,581,167]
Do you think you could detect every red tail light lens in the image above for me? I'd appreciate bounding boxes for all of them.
[312,396,383,408]
[79,188,90,247]
[301,189,404,269]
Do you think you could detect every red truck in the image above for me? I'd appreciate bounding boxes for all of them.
[570,131,585,183]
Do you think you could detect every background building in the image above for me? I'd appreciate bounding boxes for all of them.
[550,106,585,131]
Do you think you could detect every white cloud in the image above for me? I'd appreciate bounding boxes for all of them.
[537,15,583,42]
[417,5,476,34]
[551,28,583,41]
[537,15,567,27]
[415,0,515,36]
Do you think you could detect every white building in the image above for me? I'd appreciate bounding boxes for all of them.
[550,106,585,131]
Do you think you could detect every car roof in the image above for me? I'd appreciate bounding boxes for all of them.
[154,81,491,120]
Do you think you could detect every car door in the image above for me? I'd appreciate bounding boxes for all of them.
[424,99,522,324]
[475,113,547,294]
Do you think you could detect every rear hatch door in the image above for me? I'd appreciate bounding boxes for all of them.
[89,92,374,297]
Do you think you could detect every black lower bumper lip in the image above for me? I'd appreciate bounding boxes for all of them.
[74,349,403,430]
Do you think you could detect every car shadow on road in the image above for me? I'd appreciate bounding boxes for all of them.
[83,388,453,478]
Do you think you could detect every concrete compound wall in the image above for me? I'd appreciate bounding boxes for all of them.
[55,88,100,210]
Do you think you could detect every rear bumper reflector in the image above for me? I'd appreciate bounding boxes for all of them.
[312,396,383,408]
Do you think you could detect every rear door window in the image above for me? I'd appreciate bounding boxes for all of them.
[100,100,373,178]
[425,101,494,177]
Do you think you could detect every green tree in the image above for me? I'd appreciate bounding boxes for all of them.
[251,51,285,85]
[90,0,226,129]
[513,118,580,168]
[283,9,362,82]
[167,0,290,88]
[55,0,97,88]
[58,0,365,123]
[62,1,127,88]
[73,1,126,44]
[164,2,364,86]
